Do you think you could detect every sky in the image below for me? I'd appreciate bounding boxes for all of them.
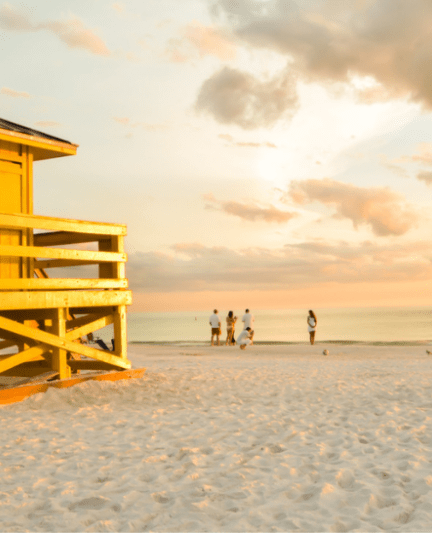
[2,0,432,312]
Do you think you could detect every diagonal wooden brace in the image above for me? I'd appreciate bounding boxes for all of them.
[0,315,131,370]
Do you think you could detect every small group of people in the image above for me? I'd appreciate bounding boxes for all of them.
[209,309,255,349]
[210,308,318,347]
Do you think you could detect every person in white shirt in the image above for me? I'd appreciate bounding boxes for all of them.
[209,309,221,346]
[307,310,317,345]
[241,309,255,345]
[237,327,252,350]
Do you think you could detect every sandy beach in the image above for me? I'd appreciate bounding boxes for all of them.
[1,344,432,532]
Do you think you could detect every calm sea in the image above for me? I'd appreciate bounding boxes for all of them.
[97,306,432,346]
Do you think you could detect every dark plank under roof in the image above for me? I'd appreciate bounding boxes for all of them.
[0,117,73,145]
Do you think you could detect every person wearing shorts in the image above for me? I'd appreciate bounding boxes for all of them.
[209,309,221,346]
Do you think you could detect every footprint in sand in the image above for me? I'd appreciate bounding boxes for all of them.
[69,496,109,511]
[152,492,170,504]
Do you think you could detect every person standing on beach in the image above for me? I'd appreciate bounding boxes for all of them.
[237,327,252,350]
[242,309,255,345]
[225,311,237,345]
[209,309,221,346]
[307,310,317,345]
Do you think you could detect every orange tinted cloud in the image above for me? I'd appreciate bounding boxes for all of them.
[218,134,277,148]
[204,194,297,223]
[289,178,418,236]
[166,21,236,62]
[1,87,30,98]
[127,240,432,294]
[0,5,110,56]
[184,21,236,60]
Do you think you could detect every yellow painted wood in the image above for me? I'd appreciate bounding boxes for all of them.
[35,259,99,269]
[65,313,108,330]
[0,315,131,369]
[113,305,128,359]
[0,159,23,279]
[0,212,126,236]
[0,278,128,290]
[0,345,49,375]
[0,369,146,405]
[0,243,126,263]
[65,314,114,342]
[0,129,77,161]
[34,231,115,247]
[0,290,132,310]
[51,308,70,379]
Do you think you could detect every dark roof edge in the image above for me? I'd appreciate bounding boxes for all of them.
[0,117,74,145]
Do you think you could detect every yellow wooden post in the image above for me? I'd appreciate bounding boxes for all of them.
[51,308,70,379]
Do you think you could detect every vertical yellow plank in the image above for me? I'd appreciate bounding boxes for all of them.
[113,305,127,359]
[51,308,71,379]
[111,236,127,359]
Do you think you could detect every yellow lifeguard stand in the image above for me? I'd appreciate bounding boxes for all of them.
[0,118,132,382]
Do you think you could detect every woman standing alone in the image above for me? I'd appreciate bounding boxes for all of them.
[307,310,317,345]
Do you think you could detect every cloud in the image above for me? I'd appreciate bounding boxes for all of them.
[166,21,236,63]
[204,193,297,223]
[195,65,298,129]
[34,121,61,127]
[378,154,409,178]
[184,21,236,60]
[288,178,418,236]
[126,239,432,292]
[218,133,276,148]
[0,3,33,31]
[1,86,30,98]
[398,143,432,167]
[113,116,168,131]
[0,5,110,56]
[209,0,432,109]
[417,171,432,186]
[41,18,110,56]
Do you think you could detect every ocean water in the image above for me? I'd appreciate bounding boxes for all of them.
[105,306,432,346]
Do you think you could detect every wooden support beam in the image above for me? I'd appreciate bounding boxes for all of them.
[66,313,110,331]
[0,212,127,236]
[0,345,49,375]
[66,314,114,342]
[34,231,115,247]
[51,308,70,379]
[0,243,126,263]
[35,259,100,269]
[0,315,130,369]
[0,278,128,290]
[0,290,131,310]
[113,305,127,360]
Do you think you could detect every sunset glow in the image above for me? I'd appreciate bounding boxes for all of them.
[2,0,432,312]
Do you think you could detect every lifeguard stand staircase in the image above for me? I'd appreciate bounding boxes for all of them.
[0,118,132,386]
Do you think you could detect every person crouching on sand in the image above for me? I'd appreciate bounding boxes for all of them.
[237,327,252,350]
[307,310,317,345]
[226,310,237,345]
[209,309,221,346]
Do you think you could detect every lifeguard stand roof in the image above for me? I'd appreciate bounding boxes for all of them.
[0,117,78,161]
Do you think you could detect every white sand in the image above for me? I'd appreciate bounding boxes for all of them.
[1,344,432,532]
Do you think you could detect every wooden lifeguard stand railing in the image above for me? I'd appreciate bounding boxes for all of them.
[0,118,132,382]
